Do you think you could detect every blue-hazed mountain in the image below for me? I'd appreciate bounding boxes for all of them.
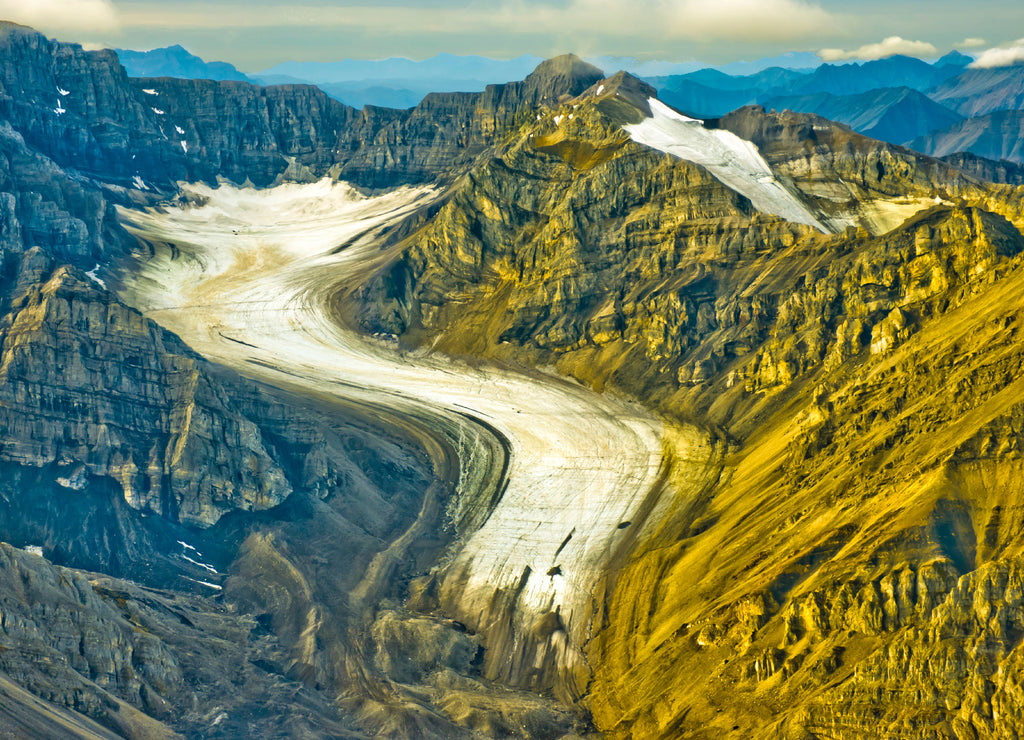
[257,53,543,86]
[645,53,973,120]
[114,44,252,82]
[646,67,811,118]
[911,109,1024,163]
[653,78,759,118]
[929,63,1024,117]
[255,53,549,110]
[761,86,964,145]
[791,54,967,95]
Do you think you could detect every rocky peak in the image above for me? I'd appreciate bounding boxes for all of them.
[520,53,604,104]
[585,70,659,120]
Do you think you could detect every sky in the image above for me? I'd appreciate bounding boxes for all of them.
[3,0,1023,72]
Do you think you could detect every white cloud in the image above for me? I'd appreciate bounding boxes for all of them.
[969,39,1024,69]
[116,0,836,43]
[0,0,120,34]
[956,37,987,49]
[818,36,937,62]
[669,0,835,42]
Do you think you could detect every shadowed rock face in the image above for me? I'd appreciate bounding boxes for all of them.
[0,265,293,528]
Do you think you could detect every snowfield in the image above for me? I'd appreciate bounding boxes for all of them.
[625,97,827,232]
[117,179,712,680]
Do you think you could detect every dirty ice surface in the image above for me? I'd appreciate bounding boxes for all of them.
[117,179,703,669]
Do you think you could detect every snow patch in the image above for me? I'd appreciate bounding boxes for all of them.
[177,540,197,552]
[175,125,185,134]
[57,86,70,96]
[132,175,149,191]
[53,100,66,116]
[184,577,222,591]
[553,114,563,125]
[181,554,218,574]
[596,84,604,95]
[143,88,158,95]
[624,97,826,232]
[180,140,188,154]
[151,107,164,115]
[85,264,106,288]
[23,545,43,557]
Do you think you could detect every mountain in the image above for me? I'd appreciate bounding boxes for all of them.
[672,65,809,91]
[352,95,1024,737]
[653,78,761,118]
[5,18,1024,740]
[257,53,543,86]
[940,151,1024,184]
[645,54,974,124]
[762,86,964,145]
[790,54,965,96]
[254,53,558,110]
[910,109,1024,163]
[645,66,811,118]
[928,63,1024,117]
[113,44,251,82]
[585,55,705,77]
[715,50,823,74]
[934,49,975,69]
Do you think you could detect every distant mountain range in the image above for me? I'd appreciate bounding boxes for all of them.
[112,45,1024,164]
[114,44,252,82]
[115,48,826,111]
[647,54,1024,164]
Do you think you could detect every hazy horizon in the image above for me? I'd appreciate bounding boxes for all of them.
[1,0,1021,73]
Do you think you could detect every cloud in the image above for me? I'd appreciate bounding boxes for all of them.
[0,0,120,34]
[956,37,987,49]
[116,0,836,43]
[668,0,835,42]
[969,39,1024,69]
[819,36,937,62]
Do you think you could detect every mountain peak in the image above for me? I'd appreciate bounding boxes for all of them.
[527,54,604,84]
[935,50,973,68]
[520,54,604,104]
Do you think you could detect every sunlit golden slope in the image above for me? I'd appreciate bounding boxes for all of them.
[349,77,1024,737]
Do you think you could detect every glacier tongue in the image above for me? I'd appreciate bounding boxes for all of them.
[116,179,714,696]
[624,97,827,232]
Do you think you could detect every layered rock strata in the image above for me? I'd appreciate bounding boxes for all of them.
[346,69,1024,737]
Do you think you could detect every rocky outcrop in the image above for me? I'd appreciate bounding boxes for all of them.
[940,152,1024,186]
[0,541,364,738]
[0,261,290,527]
